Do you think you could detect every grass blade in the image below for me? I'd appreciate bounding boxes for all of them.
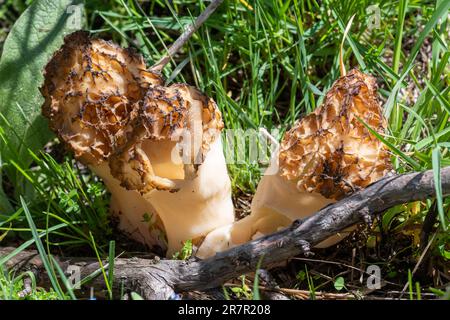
[89,232,112,298]
[432,148,447,231]
[393,0,408,73]
[252,255,264,300]
[0,222,68,266]
[20,196,65,299]
[404,1,450,69]
[357,116,421,170]
[50,255,77,300]
[108,240,115,300]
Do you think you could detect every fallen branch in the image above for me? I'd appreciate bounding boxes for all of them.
[1,167,449,299]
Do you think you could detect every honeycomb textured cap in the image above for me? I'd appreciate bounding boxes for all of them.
[42,31,224,193]
[41,31,163,164]
[141,84,223,145]
[109,84,224,193]
[279,69,392,200]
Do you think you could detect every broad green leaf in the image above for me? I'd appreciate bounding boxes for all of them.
[0,183,12,214]
[0,0,84,172]
[0,152,13,213]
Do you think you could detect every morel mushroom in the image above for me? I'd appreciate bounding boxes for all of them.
[108,83,234,256]
[41,31,234,256]
[197,69,392,258]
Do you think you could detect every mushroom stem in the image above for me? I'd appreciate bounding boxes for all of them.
[41,32,235,257]
[197,69,392,258]
[91,163,166,249]
[196,156,340,258]
[144,138,234,257]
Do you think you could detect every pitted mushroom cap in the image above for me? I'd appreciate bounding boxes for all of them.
[41,31,162,164]
[109,84,224,193]
[42,31,224,194]
[279,69,392,200]
[141,84,223,149]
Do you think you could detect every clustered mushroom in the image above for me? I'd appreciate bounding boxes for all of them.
[41,31,234,256]
[42,32,391,260]
[196,69,392,258]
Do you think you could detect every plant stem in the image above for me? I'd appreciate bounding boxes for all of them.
[151,0,225,72]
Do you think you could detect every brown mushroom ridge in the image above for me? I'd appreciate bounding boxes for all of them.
[41,31,163,165]
[279,69,392,200]
[196,69,392,258]
[109,84,224,193]
[41,31,234,255]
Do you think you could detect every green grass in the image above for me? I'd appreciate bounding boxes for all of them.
[0,0,449,299]
[0,264,59,300]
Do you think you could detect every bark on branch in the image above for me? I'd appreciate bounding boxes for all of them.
[1,167,449,299]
